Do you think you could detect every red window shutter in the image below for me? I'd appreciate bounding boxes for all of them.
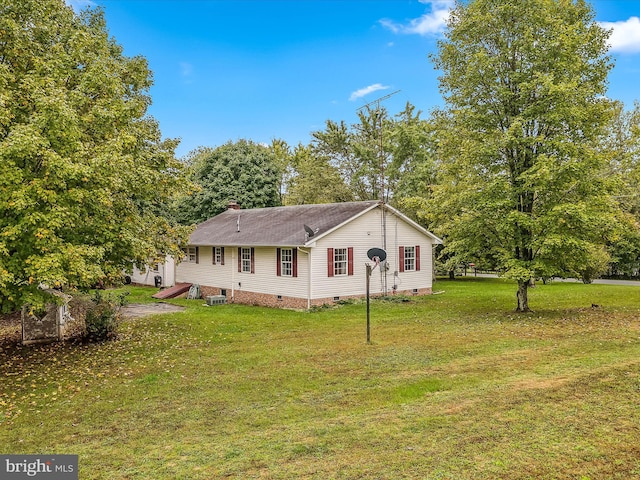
[348,247,354,276]
[221,247,225,265]
[399,246,405,273]
[250,248,255,274]
[293,248,298,278]
[415,245,421,271]
[238,247,241,272]
[327,248,334,277]
[195,247,199,264]
[276,248,281,276]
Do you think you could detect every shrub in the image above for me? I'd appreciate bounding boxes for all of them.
[374,295,412,303]
[70,291,129,342]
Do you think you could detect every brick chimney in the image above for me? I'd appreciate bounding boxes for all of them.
[227,201,240,210]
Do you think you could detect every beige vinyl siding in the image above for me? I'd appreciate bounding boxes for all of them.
[235,247,308,298]
[175,247,234,288]
[311,209,384,299]
[310,208,434,300]
[386,211,434,293]
[130,257,175,287]
[176,246,309,299]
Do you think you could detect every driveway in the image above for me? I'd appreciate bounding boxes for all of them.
[121,302,185,319]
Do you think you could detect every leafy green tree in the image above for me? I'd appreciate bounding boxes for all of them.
[285,144,353,205]
[311,106,395,202]
[311,102,438,207]
[602,102,640,277]
[175,139,281,224]
[429,0,616,311]
[0,0,190,312]
[270,138,294,205]
[387,103,438,222]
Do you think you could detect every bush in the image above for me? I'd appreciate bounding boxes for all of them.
[374,295,412,303]
[70,291,128,342]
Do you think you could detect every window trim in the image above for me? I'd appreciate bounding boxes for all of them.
[334,248,348,276]
[281,248,293,277]
[183,246,199,264]
[328,247,353,277]
[213,246,225,265]
[404,246,416,272]
[276,248,298,277]
[238,247,255,274]
[399,245,421,273]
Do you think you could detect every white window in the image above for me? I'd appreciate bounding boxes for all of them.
[214,247,224,265]
[281,248,293,277]
[241,247,252,273]
[334,248,348,276]
[404,246,416,272]
[183,246,198,264]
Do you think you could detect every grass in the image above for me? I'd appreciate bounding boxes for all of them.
[1,278,639,479]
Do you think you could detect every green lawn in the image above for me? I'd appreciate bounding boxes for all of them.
[1,278,639,479]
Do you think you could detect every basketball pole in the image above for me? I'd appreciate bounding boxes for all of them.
[366,263,371,344]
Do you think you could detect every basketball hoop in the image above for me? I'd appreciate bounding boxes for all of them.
[365,247,387,344]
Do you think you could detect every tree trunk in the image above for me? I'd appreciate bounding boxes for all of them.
[516,280,531,312]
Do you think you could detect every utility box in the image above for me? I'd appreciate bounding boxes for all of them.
[206,295,227,306]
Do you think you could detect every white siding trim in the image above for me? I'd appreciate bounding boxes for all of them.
[305,202,380,246]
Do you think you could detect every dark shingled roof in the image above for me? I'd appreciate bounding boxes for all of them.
[189,201,380,247]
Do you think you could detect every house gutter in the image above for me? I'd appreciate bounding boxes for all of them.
[297,247,312,309]
[231,247,235,302]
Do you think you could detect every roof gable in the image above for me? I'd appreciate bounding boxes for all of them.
[189,201,380,247]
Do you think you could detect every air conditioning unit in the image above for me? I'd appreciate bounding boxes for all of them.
[206,295,227,306]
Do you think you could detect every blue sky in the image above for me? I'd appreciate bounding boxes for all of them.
[68,0,640,158]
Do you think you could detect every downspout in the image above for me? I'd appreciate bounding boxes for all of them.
[231,247,235,302]
[297,247,311,309]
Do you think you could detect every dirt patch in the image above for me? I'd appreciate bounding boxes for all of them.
[120,302,185,319]
[510,376,571,391]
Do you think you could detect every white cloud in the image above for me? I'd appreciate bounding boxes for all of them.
[349,84,390,101]
[380,0,453,36]
[599,17,640,54]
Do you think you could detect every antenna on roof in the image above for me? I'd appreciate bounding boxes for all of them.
[357,91,398,296]
[356,89,399,204]
[236,214,240,233]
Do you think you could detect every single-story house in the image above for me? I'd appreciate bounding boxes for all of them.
[175,200,442,309]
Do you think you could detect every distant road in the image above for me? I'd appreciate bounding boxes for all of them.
[468,272,640,287]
